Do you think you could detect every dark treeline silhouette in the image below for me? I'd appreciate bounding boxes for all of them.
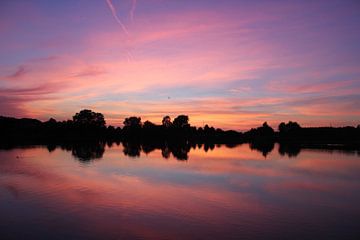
[0,110,120,142]
[1,109,360,150]
[0,109,243,144]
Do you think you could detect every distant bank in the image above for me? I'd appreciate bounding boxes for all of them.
[1,109,359,149]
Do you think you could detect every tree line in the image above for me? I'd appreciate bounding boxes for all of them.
[1,109,360,148]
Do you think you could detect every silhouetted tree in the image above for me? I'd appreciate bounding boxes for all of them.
[257,122,274,136]
[162,116,172,127]
[143,120,156,128]
[173,115,189,128]
[279,121,301,133]
[204,124,215,134]
[123,116,142,128]
[44,118,57,130]
[278,122,286,132]
[243,122,275,143]
[47,118,57,124]
[73,109,105,127]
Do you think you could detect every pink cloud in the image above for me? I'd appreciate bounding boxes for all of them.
[71,66,107,78]
[6,65,28,79]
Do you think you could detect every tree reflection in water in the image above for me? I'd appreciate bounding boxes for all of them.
[249,141,275,157]
[1,140,359,162]
[71,142,105,162]
[40,141,305,161]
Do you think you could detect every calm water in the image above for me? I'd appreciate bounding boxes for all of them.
[1,143,360,240]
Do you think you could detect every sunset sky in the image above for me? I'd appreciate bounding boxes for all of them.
[1,0,359,130]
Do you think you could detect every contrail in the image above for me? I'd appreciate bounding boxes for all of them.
[105,0,129,35]
[126,50,134,62]
[130,0,137,22]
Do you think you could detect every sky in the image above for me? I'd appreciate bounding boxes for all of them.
[0,0,360,130]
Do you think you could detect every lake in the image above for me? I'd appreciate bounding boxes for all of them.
[1,143,360,239]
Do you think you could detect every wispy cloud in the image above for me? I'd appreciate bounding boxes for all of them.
[0,83,64,118]
[6,65,28,79]
[0,83,65,96]
[31,55,59,62]
[105,0,129,35]
[72,66,107,78]
[130,0,137,22]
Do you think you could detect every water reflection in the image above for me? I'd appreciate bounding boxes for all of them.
[71,142,105,162]
[46,141,300,161]
[0,143,360,239]
[47,141,107,162]
[2,141,360,163]
[278,143,301,157]
[249,141,275,157]
[44,141,223,161]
